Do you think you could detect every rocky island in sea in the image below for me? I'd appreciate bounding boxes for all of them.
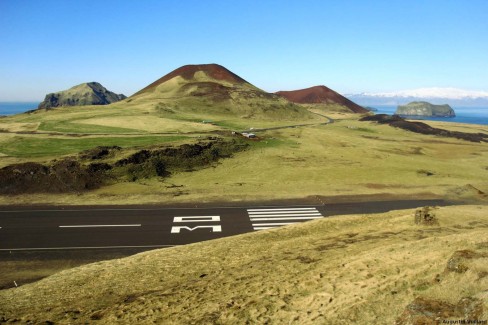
[395,101,455,117]
[38,82,126,109]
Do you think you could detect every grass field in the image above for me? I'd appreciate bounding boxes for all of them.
[1,205,486,324]
[1,106,488,205]
[0,135,188,158]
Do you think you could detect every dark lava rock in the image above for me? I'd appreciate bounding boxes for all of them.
[0,140,248,194]
[0,159,107,194]
[360,114,488,143]
[38,82,126,109]
[80,146,122,160]
[414,207,438,226]
[396,297,484,324]
[445,250,488,273]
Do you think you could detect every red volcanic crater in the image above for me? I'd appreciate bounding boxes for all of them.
[132,64,249,97]
[276,85,368,114]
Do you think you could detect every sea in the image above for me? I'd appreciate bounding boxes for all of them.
[368,105,488,126]
[0,102,40,116]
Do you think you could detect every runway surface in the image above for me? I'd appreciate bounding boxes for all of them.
[0,199,449,251]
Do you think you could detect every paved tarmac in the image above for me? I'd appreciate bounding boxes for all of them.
[0,199,449,251]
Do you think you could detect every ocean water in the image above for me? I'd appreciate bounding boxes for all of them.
[0,102,39,116]
[370,105,488,125]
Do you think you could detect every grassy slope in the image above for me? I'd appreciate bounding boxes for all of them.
[125,73,327,128]
[1,113,488,205]
[0,103,220,166]
[1,205,486,324]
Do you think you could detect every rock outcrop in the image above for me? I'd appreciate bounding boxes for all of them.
[38,82,126,109]
[395,101,455,117]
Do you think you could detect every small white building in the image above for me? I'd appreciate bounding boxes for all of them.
[242,132,256,138]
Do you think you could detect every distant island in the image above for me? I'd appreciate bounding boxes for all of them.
[38,82,126,109]
[395,101,455,117]
[364,106,378,112]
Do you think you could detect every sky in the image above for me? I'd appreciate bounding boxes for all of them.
[0,0,487,101]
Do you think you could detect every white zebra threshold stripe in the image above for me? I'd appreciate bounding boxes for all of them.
[248,207,324,231]
[252,222,295,226]
[247,207,318,212]
[249,212,322,218]
[247,211,322,215]
[250,216,323,221]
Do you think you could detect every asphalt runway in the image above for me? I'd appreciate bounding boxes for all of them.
[0,199,449,252]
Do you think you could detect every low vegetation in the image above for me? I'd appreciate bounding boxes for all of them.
[1,205,486,324]
[0,107,487,205]
[0,139,248,194]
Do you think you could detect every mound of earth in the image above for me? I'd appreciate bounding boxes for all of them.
[38,82,126,109]
[276,85,369,114]
[360,114,488,142]
[132,64,249,97]
[127,64,319,122]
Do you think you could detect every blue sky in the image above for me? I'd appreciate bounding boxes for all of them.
[1,0,487,101]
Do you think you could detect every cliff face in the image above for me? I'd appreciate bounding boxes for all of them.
[38,82,126,109]
[395,101,455,117]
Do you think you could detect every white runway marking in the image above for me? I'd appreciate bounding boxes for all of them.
[248,207,323,230]
[0,245,177,251]
[59,224,141,228]
[173,216,220,222]
[250,216,323,221]
[247,212,322,216]
[247,208,317,212]
[251,222,295,226]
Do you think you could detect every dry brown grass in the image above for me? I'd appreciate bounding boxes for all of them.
[1,205,487,324]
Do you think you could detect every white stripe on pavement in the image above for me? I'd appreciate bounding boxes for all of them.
[248,213,322,217]
[249,216,323,221]
[252,222,295,226]
[248,207,324,231]
[247,207,317,212]
[59,224,141,228]
[247,211,322,215]
[0,245,177,251]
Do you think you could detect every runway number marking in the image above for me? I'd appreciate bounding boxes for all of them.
[171,216,222,233]
[248,207,323,231]
[173,216,220,223]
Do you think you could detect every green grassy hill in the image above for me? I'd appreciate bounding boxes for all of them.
[125,64,325,126]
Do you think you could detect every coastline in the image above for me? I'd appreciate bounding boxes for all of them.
[370,105,488,125]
